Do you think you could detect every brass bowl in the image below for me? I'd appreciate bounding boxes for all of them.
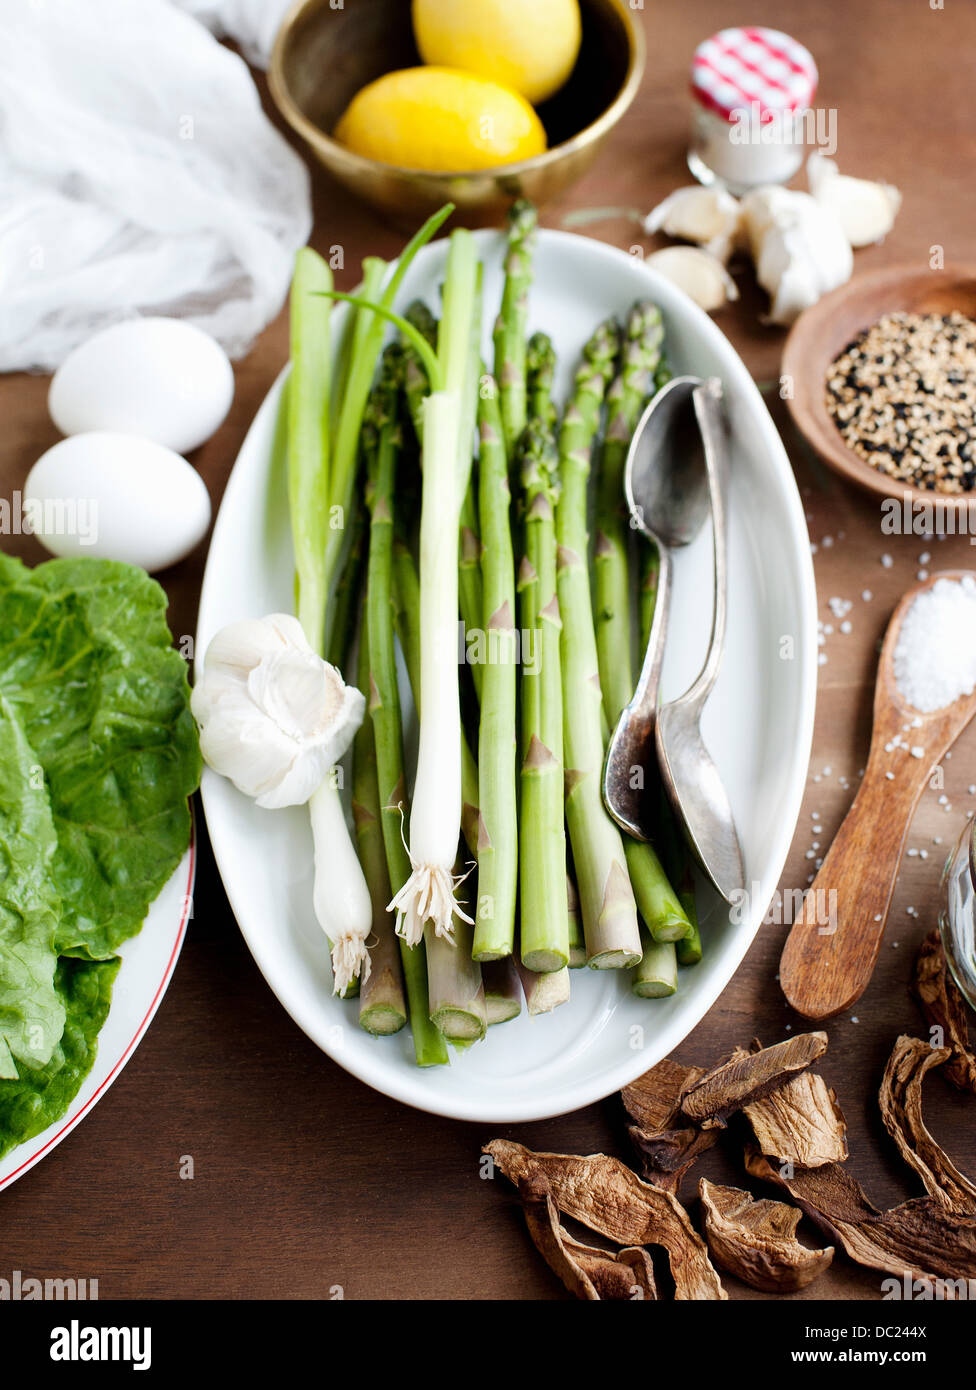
[269,0,645,228]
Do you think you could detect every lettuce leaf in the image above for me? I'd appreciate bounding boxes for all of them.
[0,956,120,1160]
[0,700,65,1076]
[0,556,200,959]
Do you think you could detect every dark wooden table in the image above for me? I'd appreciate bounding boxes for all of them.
[3,0,975,1301]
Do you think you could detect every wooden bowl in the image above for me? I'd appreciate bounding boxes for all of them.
[269,0,644,228]
[782,265,976,509]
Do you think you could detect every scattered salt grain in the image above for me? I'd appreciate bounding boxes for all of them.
[892,575,976,712]
[840,620,852,634]
[881,553,894,568]
[862,589,873,601]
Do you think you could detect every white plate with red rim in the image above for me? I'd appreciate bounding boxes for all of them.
[196,228,817,1124]
[0,840,195,1191]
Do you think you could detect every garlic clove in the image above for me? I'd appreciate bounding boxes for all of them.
[740,187,853,326]
[192,612,365,810]
[807,153,901,248]
[644,185,742,263]
[204,613,307,682]
[645,246,739,313]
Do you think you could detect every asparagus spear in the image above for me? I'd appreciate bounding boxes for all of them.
[482,957,522,1025]
[566,870,586,969]
[326,501,367,673]
[493,200,537,462]
[426,879,488,1042]
[633,927,678,998]
[364,348,448,1067]
[593,301,664,729]
[472,373,518,961]
[516,958,571,1015]
[354,614,408,1035]
[517,335,569,973]
[590,303,691,947]
[556,319,642,969]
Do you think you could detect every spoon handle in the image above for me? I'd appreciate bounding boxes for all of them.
[683,379,728,710]
[602,543,672,841]
[779,749,931,1020]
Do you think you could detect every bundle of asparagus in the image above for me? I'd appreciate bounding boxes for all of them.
[285,200,701,1067]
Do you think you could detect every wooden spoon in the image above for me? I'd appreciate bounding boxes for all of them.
[780,571,976,1021]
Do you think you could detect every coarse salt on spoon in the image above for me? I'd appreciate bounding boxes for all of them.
[780,570,976,1021]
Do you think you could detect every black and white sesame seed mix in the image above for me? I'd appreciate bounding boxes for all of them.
[825,310,976,493]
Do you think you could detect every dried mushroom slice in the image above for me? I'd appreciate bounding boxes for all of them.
[484,1140,726,1300]
[519,1177,657,1301]
[911,930,976,1094]
[879,1035,976,1214]
[622,1056,718,1191]
[681,1032,828,1128]
[745,1145,976,1294]
[621,1057,705,1130]
[699,1178,833,1293]
[745,1069,849,1168]
[627,1123,719,1193]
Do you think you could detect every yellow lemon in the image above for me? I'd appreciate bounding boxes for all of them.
[412,0,582,105]
[334,67,546,172]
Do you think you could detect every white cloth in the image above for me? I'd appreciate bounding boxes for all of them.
[173,0,295,68]
[0,0,311,372]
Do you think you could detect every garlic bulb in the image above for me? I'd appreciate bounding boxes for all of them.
[807,153,902,248]
[646,246,739,313]
[739,188,853,326]
[644,185,742,263]
[191,613,365,810]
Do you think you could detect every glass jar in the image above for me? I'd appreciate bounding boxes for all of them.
[688,27,818,195]
[939,816,976,1008]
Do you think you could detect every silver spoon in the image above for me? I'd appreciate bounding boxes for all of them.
[602,375,746,903]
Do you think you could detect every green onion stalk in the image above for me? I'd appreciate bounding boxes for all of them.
[556,319,642,969]
[517,334,569,973]
[389,228,482,947]
[321,204,453,658]
[391,536,487,1044]
[404,297,484,702]
[287,246,372,994]
[363,347,448,1065]
[471,373,518,962]
[592,303,691,947]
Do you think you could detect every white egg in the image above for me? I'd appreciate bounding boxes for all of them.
[48,318,234,455]
[24,432,212,573]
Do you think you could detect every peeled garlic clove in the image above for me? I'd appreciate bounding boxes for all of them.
[739,187,853,326]
[644,185,741,263]
[645,246,739,313]
[807,152,901,248]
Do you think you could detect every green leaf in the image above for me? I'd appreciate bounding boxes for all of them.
[0,558,201,959]
[0,700,65,1075]
[0,955,120,1160]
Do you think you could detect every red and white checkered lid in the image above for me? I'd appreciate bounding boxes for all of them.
[691,27,818,123]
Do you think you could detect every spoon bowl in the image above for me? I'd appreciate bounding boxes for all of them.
[603,375,746,901]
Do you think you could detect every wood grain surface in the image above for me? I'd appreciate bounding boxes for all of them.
[2,0,976,1302]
